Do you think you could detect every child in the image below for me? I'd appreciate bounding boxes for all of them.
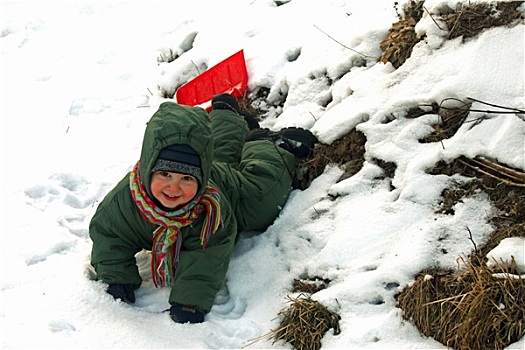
[89,94,317,323]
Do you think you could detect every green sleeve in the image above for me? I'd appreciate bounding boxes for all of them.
[89,177,155,288]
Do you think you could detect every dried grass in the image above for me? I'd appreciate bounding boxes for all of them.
[401,145,525,349]
[294,130,366,190]
[252,294,341,350]
[380,1,425,68]
[442,1,524,41]
[246,279,338,350]
[419,102,471,143]
[457,157,525,188]
[397,256,525,350]
[379,1,524,69]
[431,156,525,222]
[292,277,331,294]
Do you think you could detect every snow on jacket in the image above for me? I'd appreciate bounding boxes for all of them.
[89,101,295,312]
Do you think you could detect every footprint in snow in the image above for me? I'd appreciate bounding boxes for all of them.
[48,319,76,333]
[383,281,400,291]
[25,240,76,266]
[204,314,261,350]
[208,281,247,321]
[24,172,107,210]
[24,172,112,242]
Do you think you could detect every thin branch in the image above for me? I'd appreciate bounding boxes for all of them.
[438,97,472,110]
[440,108,520,115]
[466,226,478,253]
[423,293,469,306]
[466,97,525,113]
[436,97,524,114]
[190,60,201,75]
[470,157,525,183]
[466,110,521,114]
[424,6,444,30]
[462,116,488,124]
[313,24,376,58]
[458,158,525,187]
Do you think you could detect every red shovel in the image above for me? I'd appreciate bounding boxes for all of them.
[175,50,248,112]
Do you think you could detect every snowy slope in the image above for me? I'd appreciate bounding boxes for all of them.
[1,0,523,349]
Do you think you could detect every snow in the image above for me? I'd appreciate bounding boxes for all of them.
[1,0,524,349]
[487,237,525,275]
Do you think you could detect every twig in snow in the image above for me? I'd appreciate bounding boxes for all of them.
[438,97,525,114]
[457,157,525,188]
[313,25,376,58]
[424,6,444,31]
[466,226,478,253]
[466,97,525,114]
[190,60,201,75]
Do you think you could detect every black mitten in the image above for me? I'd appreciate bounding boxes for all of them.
[107,284,136,304]
[169,303,205,324]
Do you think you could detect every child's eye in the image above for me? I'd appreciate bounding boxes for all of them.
[158,171,171,177]
[182,175,196,182]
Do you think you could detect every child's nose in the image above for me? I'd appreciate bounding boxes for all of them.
[167,179,181,191]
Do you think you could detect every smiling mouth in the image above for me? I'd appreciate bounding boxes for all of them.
[163,193,181,201]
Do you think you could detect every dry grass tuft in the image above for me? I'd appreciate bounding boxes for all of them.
[397,255,525,350]
[380,1,425,68]
[268,294,341,350]
[419,103,471,143]
[431,156,525,222]
[246,292,340,350]
[294,129,366,190]
[379,1,524,69]
[292,277,331,294]
[401,147,525,350]
[239,94,261,118]
[442,1,524,41]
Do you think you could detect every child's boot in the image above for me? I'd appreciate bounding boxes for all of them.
[246,127,318,158]
[211,93,260,130]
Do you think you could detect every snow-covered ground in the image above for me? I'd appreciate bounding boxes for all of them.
[1,0,523,349]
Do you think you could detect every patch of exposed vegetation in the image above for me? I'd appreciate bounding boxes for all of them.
[294,130,366,190]
[442,1,524,41]
[251,294,341,350]
[397,255,525,350]
[396,153,525,350]
[292,276,331,294]
[430,156,525,254]
[380,1,524,68]
[380,1,425,68]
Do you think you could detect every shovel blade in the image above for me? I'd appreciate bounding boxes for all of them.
[175,50,248,112]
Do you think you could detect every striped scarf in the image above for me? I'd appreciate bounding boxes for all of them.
[129,161,221,288]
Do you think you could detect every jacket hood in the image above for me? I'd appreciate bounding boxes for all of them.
[138,101,213,199]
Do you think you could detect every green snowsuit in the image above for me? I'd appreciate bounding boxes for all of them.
[89,102,295,313]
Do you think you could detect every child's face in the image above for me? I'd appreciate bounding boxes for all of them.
[150,171,199,209]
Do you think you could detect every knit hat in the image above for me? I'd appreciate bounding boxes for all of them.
[151,144,203,184]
